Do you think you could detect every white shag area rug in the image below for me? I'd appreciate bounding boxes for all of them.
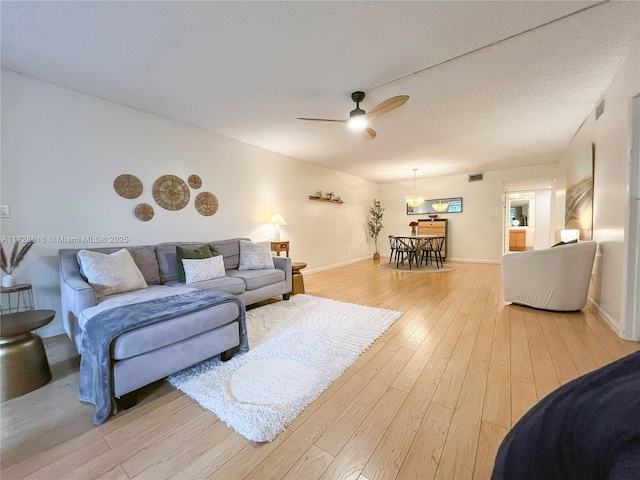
[168,294,402,442]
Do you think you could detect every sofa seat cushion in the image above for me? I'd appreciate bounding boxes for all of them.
[79,285,241,360]
[227,268,285,291]
[166,275,246,295]
[111,301,240,360]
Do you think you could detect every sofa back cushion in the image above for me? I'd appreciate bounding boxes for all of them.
[77,246,160,285]
[156,242,204,283]
[210,238,250,271]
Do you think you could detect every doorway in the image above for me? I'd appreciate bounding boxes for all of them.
[503,179,555,255]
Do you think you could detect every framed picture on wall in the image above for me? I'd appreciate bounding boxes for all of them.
[565,142,595,240]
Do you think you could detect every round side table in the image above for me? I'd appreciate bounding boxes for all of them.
[1,309,55,401]
[291,262,307,295]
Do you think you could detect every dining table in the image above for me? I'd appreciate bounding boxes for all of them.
[391,234,445,269]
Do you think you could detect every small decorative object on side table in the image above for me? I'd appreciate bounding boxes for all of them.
[1,283,34,314]
[270,240,290,257]
[1,309,55,400]
[291,262,307,295]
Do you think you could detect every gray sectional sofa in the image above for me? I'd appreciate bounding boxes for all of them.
[59,238,292,409]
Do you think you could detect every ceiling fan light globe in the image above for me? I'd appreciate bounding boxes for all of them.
[348,115,368,131]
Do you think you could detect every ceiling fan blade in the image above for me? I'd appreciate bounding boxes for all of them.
[363,127,377,140]
[366,95,409,119]
[297,117,347,123]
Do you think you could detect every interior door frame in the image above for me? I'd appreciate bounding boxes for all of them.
[623,95,640,340]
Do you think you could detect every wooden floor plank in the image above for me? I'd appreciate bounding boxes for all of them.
[396,402,454,480]
[472,421,508,480]
[318,388,408,480]
[435,366,488,479]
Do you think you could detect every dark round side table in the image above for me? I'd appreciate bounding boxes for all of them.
[1,309,55,401]
[291,262,307,295]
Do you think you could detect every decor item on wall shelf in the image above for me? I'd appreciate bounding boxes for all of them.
[152,175,190,211]
[368,199,384,260]
[1,241,34,288]
[308,195,344,204]
[428,214,439,221]
[194,192,219,216]
[134,203,154,221]
[113,174,143,199]
[404,168,425,208]
[188,175,202,189]
[268,214,287,241]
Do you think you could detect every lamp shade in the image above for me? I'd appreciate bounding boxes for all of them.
[561,229,579,242]
[269,214,287,225]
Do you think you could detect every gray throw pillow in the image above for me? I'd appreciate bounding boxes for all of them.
[238,240,275,270]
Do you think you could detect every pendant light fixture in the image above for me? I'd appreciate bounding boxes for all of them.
[432,199,449,212]
[404,168,425,207]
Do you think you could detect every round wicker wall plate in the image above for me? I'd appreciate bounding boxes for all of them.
[188,175,202,189]
[114,174,143,199]
[134,203,154,221]
[195,192,219,216]
[152,175,190,211]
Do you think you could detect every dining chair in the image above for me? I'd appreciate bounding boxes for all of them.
[388,236,398,264]
[396,237,419,269]
[421,237,445,269]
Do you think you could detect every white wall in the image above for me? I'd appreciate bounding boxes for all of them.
[379,163,556,262]
[554,39,639,337]
[533,189,552,250]
[0,70,379,337]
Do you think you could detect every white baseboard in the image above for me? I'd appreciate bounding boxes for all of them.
[447,257,501,265]
[587,297,623,338]
[304,255,373,275]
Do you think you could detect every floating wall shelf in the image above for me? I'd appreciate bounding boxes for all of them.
[308,195,344,204]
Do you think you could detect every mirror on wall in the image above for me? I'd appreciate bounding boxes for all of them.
[407,197,462,215]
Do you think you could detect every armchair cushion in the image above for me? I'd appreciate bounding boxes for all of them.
[501,241,597,311]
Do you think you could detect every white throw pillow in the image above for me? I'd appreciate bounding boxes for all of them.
[182,256,226,284]
[238,240,275,270]
[77,248,147,298]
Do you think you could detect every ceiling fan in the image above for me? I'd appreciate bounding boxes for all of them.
[297,91,409,140]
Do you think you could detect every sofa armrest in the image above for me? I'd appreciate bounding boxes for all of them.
[59,249,97,351]
[272,256,292,293]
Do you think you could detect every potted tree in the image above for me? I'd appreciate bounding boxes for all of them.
[368,198,384,260]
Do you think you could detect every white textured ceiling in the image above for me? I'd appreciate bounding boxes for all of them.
[2,1,639,183]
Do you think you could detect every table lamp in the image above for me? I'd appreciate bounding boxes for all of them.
[269,214,287,241]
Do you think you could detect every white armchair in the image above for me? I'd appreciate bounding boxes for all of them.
[501,241,597,311]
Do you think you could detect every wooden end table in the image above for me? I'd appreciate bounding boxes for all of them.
[1,309,55,401]
[291,262,307,295]
[270,240,290,257]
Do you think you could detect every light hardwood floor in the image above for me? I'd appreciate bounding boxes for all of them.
[2,260,638,479]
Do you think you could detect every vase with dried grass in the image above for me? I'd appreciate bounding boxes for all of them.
[1,241,34,288]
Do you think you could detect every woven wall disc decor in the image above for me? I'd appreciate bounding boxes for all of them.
[188,175,202,189]
[114,174,143,199]
[152,175,190,211]
[195,192,219,216]
[134,203,154,221]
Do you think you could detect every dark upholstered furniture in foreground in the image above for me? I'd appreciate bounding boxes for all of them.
[492,351,640,479]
